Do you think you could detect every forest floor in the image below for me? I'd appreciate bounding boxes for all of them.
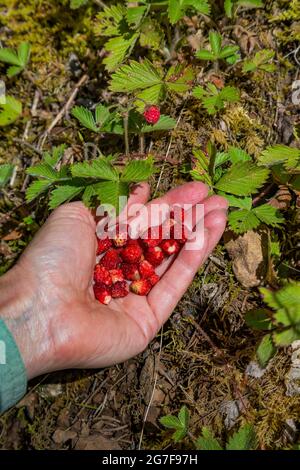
[0,0,299,450]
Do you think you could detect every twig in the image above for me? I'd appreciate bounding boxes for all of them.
[13,138,43,157]
[252,183,275,206]
[38,74,88,149]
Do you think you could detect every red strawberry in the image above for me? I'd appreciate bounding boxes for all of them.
[121,263,140,281]
[145,246,164,266]
[100,249,121,270]
[141,226,162,248]
[148,273,160,286]
[109,269,124,283]
[96,236,112,255]
[160,239,180,256]
[121,244,143,264]
[94,265,112,286]
[143,105,160,124]
[139,259,155,279]
[111,224,128,247]
[130,279,152,296]
[94,284,112,305]
[111,281,129,298]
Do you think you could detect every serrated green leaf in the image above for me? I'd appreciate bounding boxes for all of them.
[7,66,23,77]
[0,47,20,66]
[160,415,181,429]
[110,59,163,93]
[214,151,231,169]
[178,406,189,430]
[195,49,215,60]
[256,334,276,367]
[228,209,260,233]
[173,428,187,442]
[135,84,165,110]
[219,86,240,102]
[209,31,222,55]
[126,5,147,26]
[0,163,14,187]
[218,45,239,59]
[71,106,98,132]
[188,0,211,15]
[196,427,223,450]
[0,95,22,126]
[26,163,58,180]
[245,309,273,330]
[121,159,154,182]
[44,144,67,167]
[95,104,110,127]
[17,41,30,66]
[94,4,127,37]
[253,204,284,227]
[93,180,129,214]
[168,0,185,24]
[228,146,251,164]
[219,193,252,210]
[49,184,84,209]
[215,162,270,196]
[243,49,275,73]
[26,180,52,202]
[258,145,300,170]
[71,159,119,180]
[226,424,258,450]
[103,33,139,72]
[140,114,176,133]
[165,64,195,94]
[224,0,233,17]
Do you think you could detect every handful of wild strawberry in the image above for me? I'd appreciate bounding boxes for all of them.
[93,209,188,304]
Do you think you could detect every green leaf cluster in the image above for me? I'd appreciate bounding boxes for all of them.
[196,31,240,64]
[190,145,284,234]
[0,42,31,77]
[72,103,176,134]
[110,59,194,109]
[25,145,154,213]
[243,49,276,73]
[193,83,240,114]
[245,283,300,367]
[159,406,189,442]
[196,424,257,450]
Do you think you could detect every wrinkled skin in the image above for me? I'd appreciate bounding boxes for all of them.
[0,182,227,379]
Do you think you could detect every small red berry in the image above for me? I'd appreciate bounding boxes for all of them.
[109,269,124,283]
[143,105,160,125]
[111,281,129,298]
[111,224,128,247]
[121,263,141,281]
[96,236,112,255]
[121,244,143,264]
[139,259,155,279]
[94,284,112,305]
[141,226,162,248]
[145,246,164,266]
[94,265,112,286]
[160,239,180,256]
[100,249,121,270]
[130,279,152,296]
[148,273,160,286]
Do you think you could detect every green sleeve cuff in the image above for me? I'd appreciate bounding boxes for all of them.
[0,319,27,413]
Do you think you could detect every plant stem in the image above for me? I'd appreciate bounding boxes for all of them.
[139,134,145,154]
[124,111,130,156]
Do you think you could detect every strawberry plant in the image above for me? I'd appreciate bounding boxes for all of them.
[0,41,31,77]
[195,31,240,65]
[160,406,258,450]
[193,83,240,115]
[245,283,300,367]
[242,49,276,73]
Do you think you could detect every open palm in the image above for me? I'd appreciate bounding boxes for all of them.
[16,182,227,378]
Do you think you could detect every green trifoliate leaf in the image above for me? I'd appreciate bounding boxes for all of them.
[94,4,127,37]
[226,424,258,450]
[121,159,154,182]
[196,427,223,450]
[71,158,119,181]
[71,106,98,132]
[258,145,300,170]
[49,183,84,209]
[93,180,129,215]
[215,162,270,196]
[110,59,163,93]
[26,180,52,202]
[253,204,284,227]
[228,209,260,233]
[243,49,275,73]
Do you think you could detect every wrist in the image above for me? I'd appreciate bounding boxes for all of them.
[0,263,55,380]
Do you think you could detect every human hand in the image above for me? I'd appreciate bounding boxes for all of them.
[0,182,227,379]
